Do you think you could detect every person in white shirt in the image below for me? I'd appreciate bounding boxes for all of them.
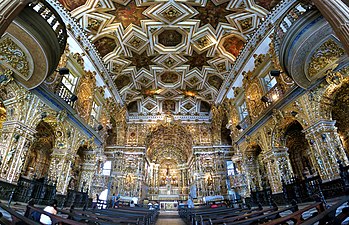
[130,200,135,208]
[40,199,58,225]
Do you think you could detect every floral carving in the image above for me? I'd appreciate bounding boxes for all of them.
[308,39,344,77]
[0,37,30,78]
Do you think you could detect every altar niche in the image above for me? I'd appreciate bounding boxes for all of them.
[159,159,179,196]
[22,121,55,179]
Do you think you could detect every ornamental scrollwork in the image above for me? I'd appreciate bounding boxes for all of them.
[0,37,31,78]
[308,39,344,77]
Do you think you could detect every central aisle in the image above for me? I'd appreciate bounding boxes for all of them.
[155,211,186,225]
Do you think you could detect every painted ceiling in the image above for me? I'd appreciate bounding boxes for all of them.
[59,0,279,116]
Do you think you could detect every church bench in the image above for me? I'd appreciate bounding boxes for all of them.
[0,202,40,225]
[221,203,300,225]
[301,196,349,225]
[59,208,143,225]
[194,208,258,225]
[71,208,153,225]
[206,205,278,225]
[98,207,158,223]
[25,205,87,225]
[0,212,12,225]
[261,201,325,225]
[187,206,255,225]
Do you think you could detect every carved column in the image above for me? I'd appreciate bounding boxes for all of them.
[230,154,248,199]
[243,152,258,197]
[0,120,35,183]
[52,152,75,194]
[263,147,294,193]
[0,0,34,36]
[312,0,349,55]
[79,150,97,196]
[304,120,348,180]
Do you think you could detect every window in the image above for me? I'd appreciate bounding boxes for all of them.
[262,73,277,92]
[91,101,100,121]
[238,101,248,120]
[102,161,112,176]
[62,73,78,92]
[226,161,235,176]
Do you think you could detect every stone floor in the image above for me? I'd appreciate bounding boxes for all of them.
[156,211,186,225]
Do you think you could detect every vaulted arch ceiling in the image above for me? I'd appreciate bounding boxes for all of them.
[58,0,279,116]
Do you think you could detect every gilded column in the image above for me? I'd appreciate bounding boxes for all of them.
[304,120,348,180]
[264,147,294,193]
[0,0,34,36]
[312,0,349,55]
[0,121,35,183]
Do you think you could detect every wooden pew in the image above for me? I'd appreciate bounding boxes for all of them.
[301,196,349,225]
[195,208,260,225]
[0,212,12,225]
[67,209,143,225]
[25,205,87,225]
[207,205,278,225]
[188,207,241,224]
[70,206,156,225]
[261,202,325,225]
[185,205,255,225]
[0,202,40,225]
[221,203,299,225]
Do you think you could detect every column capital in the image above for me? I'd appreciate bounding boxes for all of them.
[303,119,337,135]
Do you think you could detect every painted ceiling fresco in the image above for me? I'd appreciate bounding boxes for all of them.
[59,0,279,115]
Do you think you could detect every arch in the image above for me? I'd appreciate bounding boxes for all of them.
[284,120,313,180]
[271,115,307,148]
[244,144,269,190]
[146,123,193,164]
[23,121,55,179]
[68,145,88,191]
[221,113,232,145]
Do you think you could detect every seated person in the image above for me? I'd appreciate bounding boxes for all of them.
[40,199,58,225]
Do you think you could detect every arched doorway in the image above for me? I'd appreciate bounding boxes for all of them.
[284,121,314,179]
[332,82,349,152]
[68,145,87,191]
[23,121,55,179]
[221,114,232,145]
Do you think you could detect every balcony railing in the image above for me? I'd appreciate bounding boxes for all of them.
[56,82,76,108]
[28,0,67,55]
[264,85,284,105]
[273,2,313,59]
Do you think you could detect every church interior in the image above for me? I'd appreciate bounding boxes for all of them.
[1,0,349,224]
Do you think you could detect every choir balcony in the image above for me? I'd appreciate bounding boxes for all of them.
[1,0,67,89]
[275,1,347,89]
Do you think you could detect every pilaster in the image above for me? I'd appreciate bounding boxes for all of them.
[304,119,348,181]
[264,147,294,193]
[0,120,35,183]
